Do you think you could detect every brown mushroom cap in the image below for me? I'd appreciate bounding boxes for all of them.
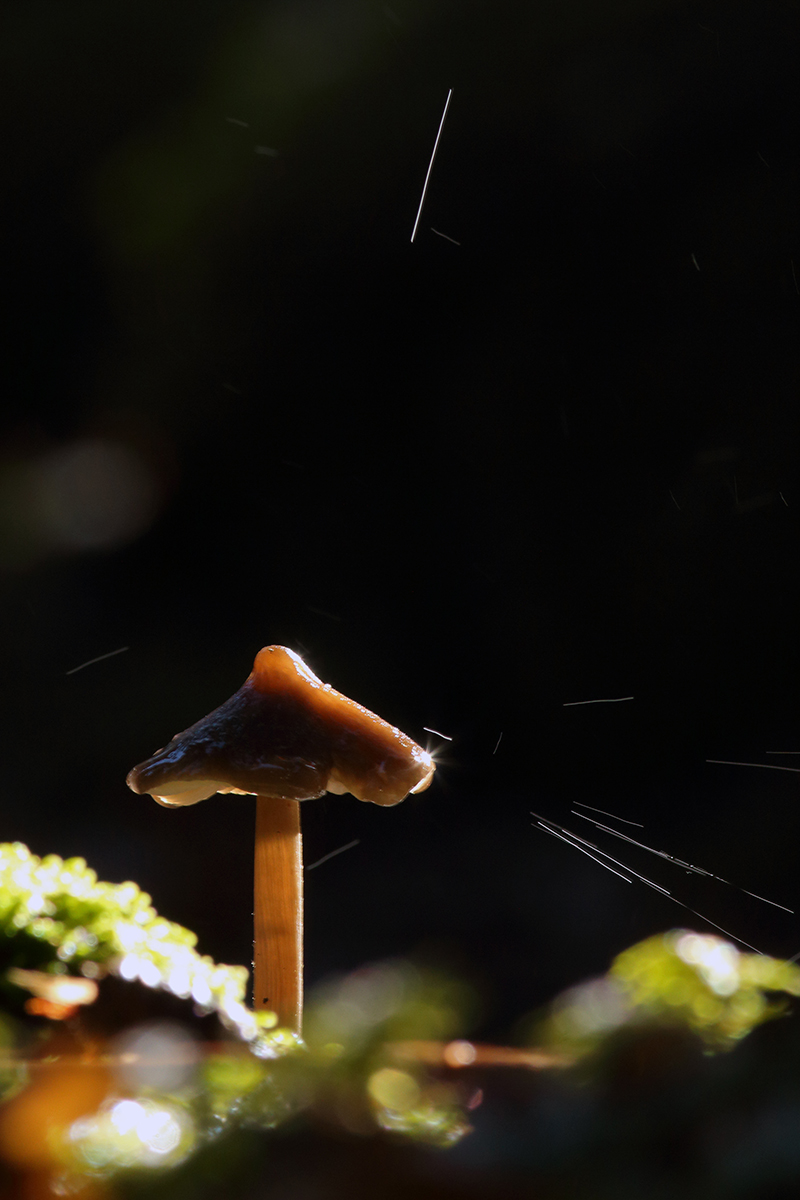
[126,646,435,808]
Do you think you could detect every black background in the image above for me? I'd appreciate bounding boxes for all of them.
[1,0,798,1039]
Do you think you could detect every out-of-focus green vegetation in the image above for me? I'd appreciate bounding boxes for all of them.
[0,963,474,1193]
[302,960,475,1145]
[0,844,475,1194]
[531,929,800,1058]
[5,844,800,1196]
[613,931,800,1046]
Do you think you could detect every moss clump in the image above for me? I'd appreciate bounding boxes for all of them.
[611,930,800,1047]
[0,841,276,1044]
[535,929,800,1058]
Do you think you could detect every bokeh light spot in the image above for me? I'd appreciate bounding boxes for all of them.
[367,1068,421,1113]
[34,438,158,551]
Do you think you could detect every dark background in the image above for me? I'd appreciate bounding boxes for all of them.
[1,0,798,1040]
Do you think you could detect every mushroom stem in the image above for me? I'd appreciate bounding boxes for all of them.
[254,797,303,1033]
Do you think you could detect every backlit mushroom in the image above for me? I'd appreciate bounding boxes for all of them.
[127,646,435,1032]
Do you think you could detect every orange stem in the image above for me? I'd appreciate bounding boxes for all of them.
[254,797,303,1033]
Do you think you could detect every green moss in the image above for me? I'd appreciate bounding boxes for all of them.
[534,929,800,1058]
[611,930,800,1047]
[0,841,272,1044]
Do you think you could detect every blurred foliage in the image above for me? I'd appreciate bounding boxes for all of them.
[533,929,800,1059]
[0,962,474,1193]
[40,928,800,1198]
[0,845,474,1195]
[613,931,800,1047]
[302,960,474,1145]
[5,844,800,1195]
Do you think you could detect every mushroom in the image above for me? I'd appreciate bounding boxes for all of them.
[127,646,435,1032]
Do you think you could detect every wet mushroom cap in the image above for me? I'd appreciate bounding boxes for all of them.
[126,646,435,808]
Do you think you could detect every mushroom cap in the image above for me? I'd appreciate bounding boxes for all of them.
[126,646,435,808]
